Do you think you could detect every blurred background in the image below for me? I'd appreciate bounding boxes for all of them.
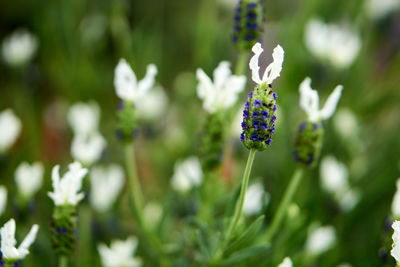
[0,0,400,266]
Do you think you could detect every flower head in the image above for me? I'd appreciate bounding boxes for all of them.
[90,165,125,213]
[277,257,292,267]
[71,132,106,166]
[305,19,361,69]
[392,178,400,218]
[0,185,7,216]
[305,224,336,256]
[196,61,246,113]
[1,29,38,67]
[98,236,142,267]
[15,162,44,200]
[243,182,269,215]
[114,58,158,102]
[299,77,343,123]
[0,109,22,153]
[171,156,203,193]
[0,219,39,261]
[249,42,284,85]
[48,162,88,206]
[320,156,348,194]
[67,101,100,136]
[391,220,400,264]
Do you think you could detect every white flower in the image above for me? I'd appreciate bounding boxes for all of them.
[14,162,44,200]
[90,165,125,213]
[67,101,100,136]
[1,29,38,67]
[392,220,400,265]
[0,185,7,216]
[320,156,349,195]
[305,224,336,256]
[0,109,22,153]
[135,86,169,120]
[0,219,39,261]
[392,178,400,218]
[98,236,142,267]
[171,156,203,193]
[71,132,106,166]
[243,182,269,215]
[277,257,292,267]
[333,108,359,139]
[365,0,400,19]
[305,19,361,69]
[299,77,343,122]
[249,42,284,85]
[48,162,88,206]
[196,61,246,113]
[337,188,360,213]
[114,58,158,102]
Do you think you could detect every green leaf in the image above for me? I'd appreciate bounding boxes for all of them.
[218,245,270,266]
[224,215,265,256]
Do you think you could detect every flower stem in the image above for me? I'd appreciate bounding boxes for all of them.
[124,143,170,267]
[212,148,256,263]
[59,256,68,267]
[263,166,304,243]
[235,52,249,76]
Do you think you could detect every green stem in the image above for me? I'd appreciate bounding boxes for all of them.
[263,167,304,243]
[212,148,256,263]
[124,143,170,267]
[234,52,248,76]
[59,256,68,267]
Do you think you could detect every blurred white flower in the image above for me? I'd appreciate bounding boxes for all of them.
[337,263,352,267]
[320,156,349,194]
[243,182,269,215]
[231,108,243,138]
[71,132,106,166]
[277,257,292,267]
[114,58,158,102]
[0,185,7,216]
[196,61,246,113]
[365,0,400,19]
[144,202,163,231]
[1,29,38,67]
[392,179,400,218]
[48,162,88,206]
[305,19,361,69]
[0,109,22,153]
[90,165,125,213]
[305,224,336,256]
[79,13,108,47]
[337,188,361,213]
[171,156,203,193]
[333,108,359,139]
[67,101,100,136]
[249,43,284,85]
[392,220,400,265]
[0,219,39,261]
[217,0,236,9]
[299,77,343,122]
[98,236,142,267]
[14,162,44,200]
[135,86,168,120]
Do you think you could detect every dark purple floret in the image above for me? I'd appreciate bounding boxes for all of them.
[232,35,238,43]
[266,138,272,146]
[118,101,125,110]
[248,91,253,98]
[253,99,261,108]
[243,110,249,118]
[240,132,245,142]
[247,12,257,19]
[262,102,268,107]
[14,261,20,267]
[241,121,247,129]
[252,111,259,118]
[246,22,258,30]
[235,7,241,13]
[273,104,277,111]
[261,110,269,120]
[245,101,250,109]
[253,120,260,130]
[234,25,241,32]
[247,2,257,9]
[261,122,268,130]
[251,133,258,141]
[313,123,318,130]
[272,92,278,99]
[271,115,277,122]
[234,15,241,22]
[298,121,307,132]
[245,34,253,41]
